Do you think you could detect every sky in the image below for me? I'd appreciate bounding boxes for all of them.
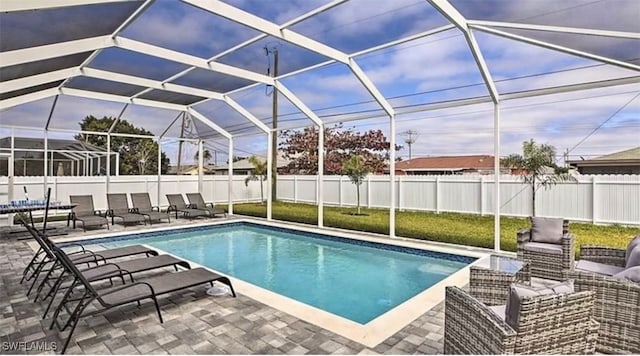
[1,0,639,166]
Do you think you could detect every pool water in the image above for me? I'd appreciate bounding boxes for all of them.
[80,223,474,324]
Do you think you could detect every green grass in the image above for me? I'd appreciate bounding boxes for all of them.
[230,201,639,255]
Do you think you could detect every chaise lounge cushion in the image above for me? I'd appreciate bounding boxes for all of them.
[575,260,625,276]
[626,237,640,268]
[489,305,506,321]
[505,280,574,329]
[522,241,563,255]
[530,217,564,244]
[613,266,640,283]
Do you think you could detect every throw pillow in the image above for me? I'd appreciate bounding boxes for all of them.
[505,280,574,329]
[613,266,640,283]
[626,236,640,265]
[530,217,564,244]
[625,245,640,269]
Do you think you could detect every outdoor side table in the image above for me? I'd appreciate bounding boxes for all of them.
[470,255,531,306]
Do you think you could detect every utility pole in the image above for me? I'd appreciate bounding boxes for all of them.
[266,46,279,201]
[177,112,186,174]
[402,130,419,160]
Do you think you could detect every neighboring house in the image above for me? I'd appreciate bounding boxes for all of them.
[0,136,114,176]
[391,155,505,175]
[167,164,217,175]
[212,153,289,175]
[567,146,640,174]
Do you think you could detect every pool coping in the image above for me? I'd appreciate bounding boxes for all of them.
[45,217,499,348]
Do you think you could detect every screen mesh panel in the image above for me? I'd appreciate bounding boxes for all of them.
[0,1,143,51]
[138,89,207,106]
[0,81,62,101]
[87,48,190,81]
[170,68,255,93]
[65,77,146,97]
[0,52,92,82]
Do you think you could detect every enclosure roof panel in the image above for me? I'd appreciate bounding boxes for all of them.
[1,0,638,136]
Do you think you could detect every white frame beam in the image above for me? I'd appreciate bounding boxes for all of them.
[467,20,640,40]
[0,0,131,12]
[427,0,500,104]
[0,36,112,67]
[471,25,640,72]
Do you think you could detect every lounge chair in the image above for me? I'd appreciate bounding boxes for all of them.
[49,243,235,354]
[107,193,147,227]
[186,193,226,218]
[21,228,158,297]
[166,194,208,219]
[23,225,189,318]
[67,195,109,232]
[130,192,170,224]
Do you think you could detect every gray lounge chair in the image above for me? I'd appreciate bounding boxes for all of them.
[67,195,109,232]
[49,243,235,354]
[130,192,170,224]
[186,193,226,218]
[166,194,208,219]
[23,225,188,318]
[107,193,147,227]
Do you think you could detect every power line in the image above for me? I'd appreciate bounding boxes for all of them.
[567,92,640,154]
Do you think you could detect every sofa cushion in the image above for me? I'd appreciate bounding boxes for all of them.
[523,241,563,255]
[625,245,640,268]
[489,305,506,321]
[613,266,640,283]
[505,280,574,329]
[530,217,564,244]
[575,260,625,276]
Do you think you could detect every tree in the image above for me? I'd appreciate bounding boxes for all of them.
[342,155,371,215]
[194,149,212,164]
[502,139,573,216]
[244,155,268,204]
[75,115,170,175]
[279,123,400,175]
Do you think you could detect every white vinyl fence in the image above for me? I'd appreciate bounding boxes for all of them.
[1,174,639,226]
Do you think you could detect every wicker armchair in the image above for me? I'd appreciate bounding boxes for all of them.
[564,245,640,354]
[517,219,574,280]
[444,286,599,355]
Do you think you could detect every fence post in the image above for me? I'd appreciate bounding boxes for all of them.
[480,176,485,216]
[592,175,597,224]
[339,176,343,207]
[294,176,298,203]
[435,176,440,214]
[367,175,372,208]
[398,175,403,212]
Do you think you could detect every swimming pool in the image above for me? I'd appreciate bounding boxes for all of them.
[75,222,475,324]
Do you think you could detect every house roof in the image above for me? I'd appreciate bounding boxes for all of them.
[567,146,640,166]
[213,153,289,171]
[395,155,495,172]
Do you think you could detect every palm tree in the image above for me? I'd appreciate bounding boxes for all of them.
[502,139,574,216]
[244,155,268,204]
[342,155,371,215]
[194,149,212,164]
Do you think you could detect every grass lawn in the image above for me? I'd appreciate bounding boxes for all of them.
[230,201,640,255]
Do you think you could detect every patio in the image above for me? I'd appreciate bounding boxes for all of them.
[1,218,449,355]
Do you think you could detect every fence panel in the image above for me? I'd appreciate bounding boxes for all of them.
[3,174,638,225]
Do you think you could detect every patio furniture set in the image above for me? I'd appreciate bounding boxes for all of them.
[445,217,640,354]
[67,192,226,231]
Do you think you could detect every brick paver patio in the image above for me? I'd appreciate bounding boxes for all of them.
[0,222,446,355]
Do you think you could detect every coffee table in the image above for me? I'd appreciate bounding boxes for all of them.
[470,255,530,306]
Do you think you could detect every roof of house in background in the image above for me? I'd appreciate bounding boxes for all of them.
[395,155,495,172]
[213,153,290,171]
[567,146,640,166]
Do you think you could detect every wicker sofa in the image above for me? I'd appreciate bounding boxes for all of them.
[564,245,640,354]
[517,218,574,280]
[444,286,599,354]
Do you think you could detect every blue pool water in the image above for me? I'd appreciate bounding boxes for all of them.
[77,222,474,324]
